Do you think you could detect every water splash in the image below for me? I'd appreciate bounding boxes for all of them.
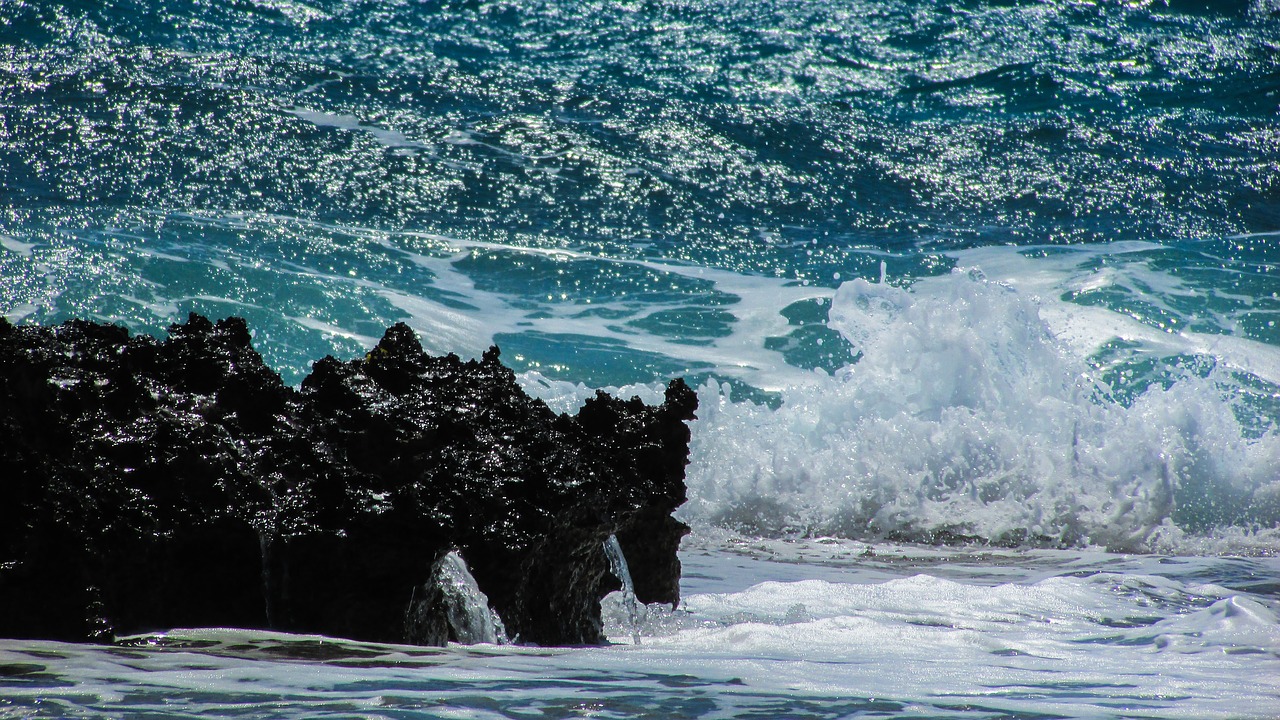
[603,534,642,644]
[681,269,1280,554]
[433,550,509,645]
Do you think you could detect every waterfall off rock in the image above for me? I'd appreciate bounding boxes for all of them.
[434,551,508,645]
[603,534,642,644]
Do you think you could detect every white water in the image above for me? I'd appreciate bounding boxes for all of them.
[4,535,1277,719]
[520,255,1280,555]
[682,270,1280,553]
[11,212,1280,557]
[431,550,508,646]
[602,535,643,645]
[7,221,1280,717]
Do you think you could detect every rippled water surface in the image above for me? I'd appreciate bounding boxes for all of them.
[3,1,1280,716]
[3,537,1279,719]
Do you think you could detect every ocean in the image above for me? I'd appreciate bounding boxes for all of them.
[2,0,1280,716]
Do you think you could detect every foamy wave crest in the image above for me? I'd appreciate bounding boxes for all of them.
[682,271,1280,554]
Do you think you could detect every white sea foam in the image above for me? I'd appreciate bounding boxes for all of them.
[0,234,36,257]
[678,264,1280,553]
[512,245,1280,551]
[9,209,1279,552]
[953,242,1280,384]
[392,233,835,390]
[616,561,1280,715]
[285,109,429,153]
[6,546,1274,720]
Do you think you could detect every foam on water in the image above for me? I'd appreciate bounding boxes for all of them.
[5,542,1277,720]
[681,264,1280,554]
[385,232,836,390]
[515,241,1280,554]
[631,564,1280,716]
[5,1,1280,715]
[5,208,1280,553]
[953,242,1280,385]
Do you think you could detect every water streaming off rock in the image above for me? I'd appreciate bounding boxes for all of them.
[432,551,508,646]
[602,534,643,645]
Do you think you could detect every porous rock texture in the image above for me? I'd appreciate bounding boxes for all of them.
[0,314,696,646]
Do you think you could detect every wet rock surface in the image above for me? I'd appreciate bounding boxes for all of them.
[0,314,695,646]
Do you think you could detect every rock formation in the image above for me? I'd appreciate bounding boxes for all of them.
[0,314,696,646]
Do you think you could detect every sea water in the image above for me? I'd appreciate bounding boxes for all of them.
[2,0,1280,717]
[4,535,1279,718]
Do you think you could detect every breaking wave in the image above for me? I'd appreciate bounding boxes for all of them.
[679,269,1280,554]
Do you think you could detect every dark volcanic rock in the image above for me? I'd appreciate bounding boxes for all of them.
[0,314,696,646]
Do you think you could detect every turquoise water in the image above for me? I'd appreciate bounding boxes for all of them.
[2,1,1280,716]
[4,0,1278,377]
[5,0,1279,550]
